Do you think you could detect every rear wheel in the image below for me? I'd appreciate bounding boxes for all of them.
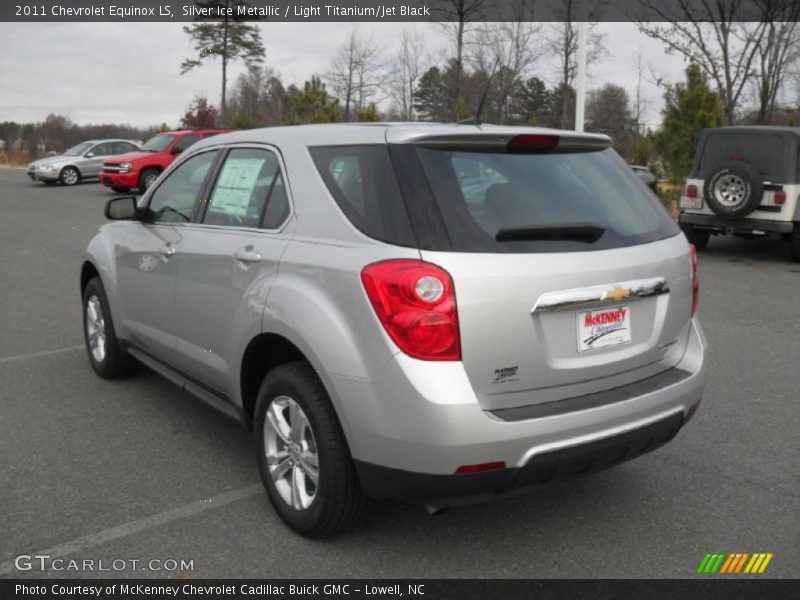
[60,166,80,186]
[789,223,800,263]
[680,224,710,251]
[82,277,136,378]
[253,362,365,538]
[139,168,160,192]
[111,186,131,193]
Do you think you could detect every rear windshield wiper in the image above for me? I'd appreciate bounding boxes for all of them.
[495,223,605,243]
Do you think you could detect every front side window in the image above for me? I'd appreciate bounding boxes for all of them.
[64,142,93,156]
[203,148,287,228]
[89,143,113,157]
[142,134,176,153]
[173,134,200,154]
[146,151,217,224]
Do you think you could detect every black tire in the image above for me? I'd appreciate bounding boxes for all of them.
[253,362,366,538]
[82,277,136,379]
[139,168,160,192]
[789,223,800,263]
[680,224,710,251]
[111,186,131,193]
[703,161,763,219]
[59,166,81,186]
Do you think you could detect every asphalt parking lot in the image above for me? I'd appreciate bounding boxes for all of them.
[1,165,798,579]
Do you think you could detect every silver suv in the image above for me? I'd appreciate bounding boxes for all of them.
[81,124,708,537]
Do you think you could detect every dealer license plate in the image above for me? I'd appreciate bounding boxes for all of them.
[577,305,632,352]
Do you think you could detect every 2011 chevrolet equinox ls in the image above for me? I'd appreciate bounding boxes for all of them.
[81,124,708,537]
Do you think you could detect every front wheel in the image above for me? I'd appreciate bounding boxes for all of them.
[253,362,366,538]
[139,168,160,192]
[680,224,710,251]
[82,277,136,378]
[60,166,80,186]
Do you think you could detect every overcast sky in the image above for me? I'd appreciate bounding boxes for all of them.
[0,22,688,129]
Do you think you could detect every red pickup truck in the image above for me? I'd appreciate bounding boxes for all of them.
[98,129,232,193]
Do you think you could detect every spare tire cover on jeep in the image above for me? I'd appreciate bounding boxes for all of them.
[703,161,763,219]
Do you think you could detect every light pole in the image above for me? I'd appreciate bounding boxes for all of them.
[575,20,588,132]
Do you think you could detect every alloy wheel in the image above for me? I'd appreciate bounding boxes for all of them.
[85,295,106,363]
[263,395,319,511]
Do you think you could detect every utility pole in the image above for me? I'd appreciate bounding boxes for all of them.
[575,20,588,132]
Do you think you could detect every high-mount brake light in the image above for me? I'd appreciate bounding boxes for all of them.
[507,134,559,152]
[361,260,461,361]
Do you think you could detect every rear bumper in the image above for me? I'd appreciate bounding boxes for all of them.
[680,212,793,234]
[99,171,137,188]
[355,412,684,501]
[329,317,707,500]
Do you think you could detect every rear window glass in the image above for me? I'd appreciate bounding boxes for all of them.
[310,146,415,247]
[412,147,677,253]
[697,133,784,181]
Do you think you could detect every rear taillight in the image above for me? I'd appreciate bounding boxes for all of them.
[774,190,786,205]
[361,260,461,361]
[455,461,506,474]
[685,184,698,198]
[690,244,699,316]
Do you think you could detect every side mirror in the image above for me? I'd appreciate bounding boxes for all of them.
[171,146,183,155]
[105,196,138,220]
[85,152,95,158]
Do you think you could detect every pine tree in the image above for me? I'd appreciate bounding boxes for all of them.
[180,0,266,121]
[656,64,724,178]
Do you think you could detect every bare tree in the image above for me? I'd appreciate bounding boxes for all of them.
[636,0,769,124]
[325,27,385,122]
[752,0,800,123]
[433,0,489,104]
[387,28,430,121]
[546,0,606,128]
[468,1,544,123]
[631,49,653,132]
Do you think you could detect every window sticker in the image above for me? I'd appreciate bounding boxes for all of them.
[211,157,265,216]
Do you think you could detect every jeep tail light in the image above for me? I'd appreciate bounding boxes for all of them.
[690,244,699,316]
[685,184,698,198]
[774,190,786,205]
[361,260,461,361]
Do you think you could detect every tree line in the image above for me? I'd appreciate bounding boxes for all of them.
[3,0,799,183]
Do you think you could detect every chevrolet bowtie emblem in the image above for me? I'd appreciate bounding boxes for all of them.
[605,288,631,302]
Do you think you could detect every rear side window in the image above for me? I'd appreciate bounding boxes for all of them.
[310,146,415,247]
[697,133,784,181]
[411,146,677,253]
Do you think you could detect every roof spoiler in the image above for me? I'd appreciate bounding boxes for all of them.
[405,133,612,153]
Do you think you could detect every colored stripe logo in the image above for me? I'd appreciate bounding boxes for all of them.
[697,552,773,574]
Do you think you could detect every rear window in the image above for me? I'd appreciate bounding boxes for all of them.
[310,144,677,253]
[310,146,415,246]
[696,133,784,181]
[412,146,677,253]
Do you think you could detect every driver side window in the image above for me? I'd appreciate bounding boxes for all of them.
[147,151,217,224]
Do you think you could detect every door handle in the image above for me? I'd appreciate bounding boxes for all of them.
[160,245,177,258]
[235,248,262,263]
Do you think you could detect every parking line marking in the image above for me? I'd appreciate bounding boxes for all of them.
[0,345,84,364]
[0,483,262,576]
